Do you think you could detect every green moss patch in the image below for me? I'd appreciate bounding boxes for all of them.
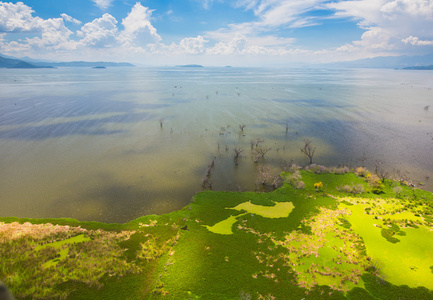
[1,170,433,299]
[204,214,245,235]
[233,201,294,218]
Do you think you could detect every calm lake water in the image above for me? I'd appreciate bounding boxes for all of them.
[1,67,432,223]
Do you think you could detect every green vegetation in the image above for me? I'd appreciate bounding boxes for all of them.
[1,167,433,299]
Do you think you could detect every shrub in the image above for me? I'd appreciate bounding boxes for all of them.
[294,181,305,189]
[355,167,370,177]
[314,182,324,192]
[337,184,365,194]
[393,186,403,197]
[305,164,329,174]
[366,174,384,194]
[331,166,350,174]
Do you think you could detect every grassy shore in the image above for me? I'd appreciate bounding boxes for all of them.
[1,166,433,299]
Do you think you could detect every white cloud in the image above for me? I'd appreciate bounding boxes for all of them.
[28,18,75,50]
[402,36,433,46]
[326,0,433,53]
[179,35,208,54]
[119,3,161,47]
[352,27,393,50]
[0,2,78,52]
[0,1,41,32]
[236,0,328,29]
[205,33,295,56]
[207,33,248,55]
[91,0,114,11]
[197,0,223,10]
[204,0,325,57]
[61,13,81,25]
[77,13,118,48]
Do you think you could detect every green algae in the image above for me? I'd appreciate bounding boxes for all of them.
[35,234,91,268]
[232,201,294,218]
[204,214,246,235]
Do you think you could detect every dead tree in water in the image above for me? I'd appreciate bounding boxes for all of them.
[301,139,315,165]
[253,145,272,163]
[201,160,215,189]
[159,119,164,128]
[233,146,244,165]
[239,124,246,132]
[250,138,264,149]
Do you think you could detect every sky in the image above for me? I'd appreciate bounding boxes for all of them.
[1,0,433,66]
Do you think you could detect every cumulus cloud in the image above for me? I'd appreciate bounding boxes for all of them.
[26,18,75,50]
[327,0,433,53]
[0,1,41,32]
[61,13,81,25]
[77,13,118,48]
[119,3,161,47]
[91,0,114,11]
[179,35,208,54]
[0,2,77,52]
[205,33,294,56]
[402,36,433,46]
[207,33,248,55]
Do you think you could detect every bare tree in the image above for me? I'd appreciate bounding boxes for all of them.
[374,160,382,174]
[201,160,215,189]
[285,121,289,133]
[357,153,367,167]
[254,146,272,158]
[375,160,390,183]
[250,138,264,149]
[233,145,244,159]
[239,124,246,132]
[254,145,272,163]
[300,139,316,165]
[233,145,244,165]
[159,119,164,128]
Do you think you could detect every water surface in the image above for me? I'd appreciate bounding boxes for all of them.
[1,67,432,222]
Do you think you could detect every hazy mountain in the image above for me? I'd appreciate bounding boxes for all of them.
[34,61,134,67]
[0,55,52,68]
[0,54,134,68]
[326,53,433,69]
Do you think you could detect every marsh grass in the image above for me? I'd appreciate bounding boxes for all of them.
[1,169,433,299]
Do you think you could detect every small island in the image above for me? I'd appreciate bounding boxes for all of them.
[1,165,433,299]
[178,64,204,68]
[403,65,433,70]
[92,66,106,69]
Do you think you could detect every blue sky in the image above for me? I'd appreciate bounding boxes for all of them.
[1,0,433,66]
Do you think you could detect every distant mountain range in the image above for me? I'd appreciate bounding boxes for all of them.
[402,65,433,70]
[324,53,433,69]
[0,55,52,68]
[0,54,134,68]
[2,53,433,69]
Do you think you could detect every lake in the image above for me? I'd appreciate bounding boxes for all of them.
[1,67,432,223]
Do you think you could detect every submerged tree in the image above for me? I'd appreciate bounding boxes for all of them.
[233,146,244,165]
[253,145,272,163]
[250,138,264,149]
[301,139,316,165]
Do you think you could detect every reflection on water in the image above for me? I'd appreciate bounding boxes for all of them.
[0,67,432,223]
